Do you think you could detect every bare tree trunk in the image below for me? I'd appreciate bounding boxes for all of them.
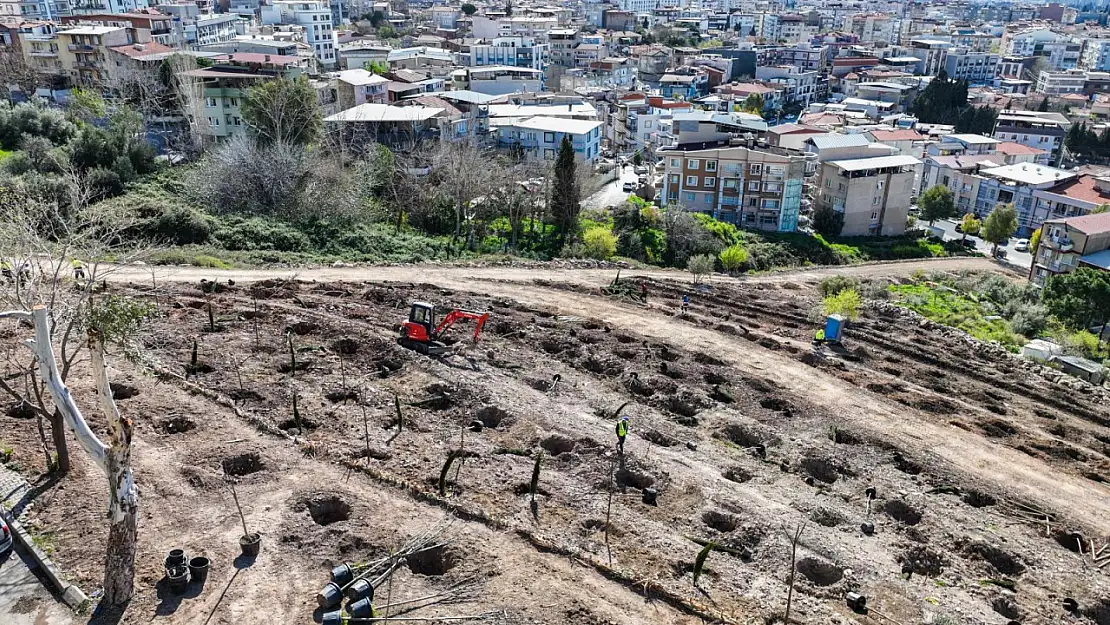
[50,410,70,473]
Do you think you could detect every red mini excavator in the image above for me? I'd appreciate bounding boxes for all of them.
[398,301,490,355]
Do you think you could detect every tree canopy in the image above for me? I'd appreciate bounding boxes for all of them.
[241,77,321,147]
[980,203,1018,252]
[1042,267,1110,332]
[811,204,844,238]
[551,135,581,248]
[919,184,955,225]
[911,72,997,135]
[461,3,476,15]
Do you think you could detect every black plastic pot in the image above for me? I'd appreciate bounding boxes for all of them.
[330,563,354,586]
[239,533,261,557]
[345,578,373,602]
[165,548,187,568]
[167,565,189,595]
[188,556,210,585]
[321,610,343,625]
[317,582,343,608]
[348,597,375,618]
[860,522,875,535]
[865,486,877,500]
[641,487,658,506]
[846,592,867,612]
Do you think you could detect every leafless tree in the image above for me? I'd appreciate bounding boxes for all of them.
[0,47,40,102]
[431,141,497,247]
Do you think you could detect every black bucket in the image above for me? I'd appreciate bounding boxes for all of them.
[330,563,354,586]
[188,556,210,585]
[239,533,261,557]
[348,597,375,618]
[167,565,189,595]
[641,487,658,506]
[321,610,343,625]
[860,522,875,535]
[317,582,343,608]
[345,578,374,602]
[165,548,187,568]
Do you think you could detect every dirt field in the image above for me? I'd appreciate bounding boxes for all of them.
[1,262,1108,625]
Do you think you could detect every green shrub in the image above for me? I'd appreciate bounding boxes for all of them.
[718,244,747,273]
[581,227,617,260]
[213,217,310,252]
[823,288,861,320]
[818,276,860,297]
[192,254,230,269]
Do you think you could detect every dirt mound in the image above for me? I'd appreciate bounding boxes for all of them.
[796,557,843,586]
[332,338,360,355]
[702,510,738,532]
[540,435,575,456]
[109,383,140,400]
[899,546,946,577]
[723,466,752,483]
[961,490,997,508]
[809,508,844,528]
[476,405,512,428]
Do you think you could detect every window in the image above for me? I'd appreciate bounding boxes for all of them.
[544,148,555,158]
[644,120,652,128]
[749,181,760,191]
[750,163,762,174]
[686,175,698,186]
[670,174,680,183]
[686,192,695,201]
[233,117,242,126]
[700,176,715,188]
[747,197,759,207]
[670,158,680,168]
[205,97,217,107]
[229,97,238,106]
[705,160,717,172]
[687,159,700,169]
[873,197,879,205]
[871,212,878,220]
[704,195,712,204]
[544,132,555,143]
[724,179,738,189]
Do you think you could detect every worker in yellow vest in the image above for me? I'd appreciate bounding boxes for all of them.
[615,416,630,454]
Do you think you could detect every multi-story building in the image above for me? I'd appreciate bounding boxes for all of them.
[460,36,546,71]
[1035,68,1087,95]
[69,0,149,16]
[920,153,1001,213]
[177,52,305,140]
[843,13,897,45]
[1031,210,1110,286]
[908,38,950,76]
[1081,38,1110,72]
[449,65,542,96]
[61,10,176,46]
[329,68,387,109]
[57,24,133,87]
[814,147,920,236]
[1003,27,1081,71]
[971,163,1077,236]
[547,28,577,68]
[944,50,1000,84]
[660,143,810,231]
[261,0,336,67]
[992,109,1070,166]
[496,117,602,163]
[18,22,63,81]
[754,65,818,105]
[187,13,240,48]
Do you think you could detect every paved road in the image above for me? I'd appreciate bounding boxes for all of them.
[932,218,1033,272]
[0,545,73,625]
[584,166,641,209]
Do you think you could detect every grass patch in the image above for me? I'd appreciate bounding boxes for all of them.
[888,283,1024,350]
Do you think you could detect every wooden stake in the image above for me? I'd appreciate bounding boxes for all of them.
[229,481,249,538]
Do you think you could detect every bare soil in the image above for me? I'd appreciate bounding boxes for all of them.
[1,262,1107,625]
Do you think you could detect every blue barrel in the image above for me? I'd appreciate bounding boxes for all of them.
[317,582,343,608]
[824,314,845,342]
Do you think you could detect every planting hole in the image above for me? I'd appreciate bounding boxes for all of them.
[980,419,1017,438]
[961,490,996,508]
[800,457,841,484]
[759,397,793,414]
[723,466,752,483]
[718,424,776,450]
[286,321,318,335]
[222,452,264,476]
[704,371,730,385]
[476,406,512,429]
[278,417,318,434]
[964,542,1025,576]
[332,338,359,355]
[991,598,1020,621]
[642,430,678,447]
[307,494,351,526]
[892,452,923,475]
[158,416,195,435]
[325,389,359,403]
[615,468,654,490]
[1054,530,1087,553]
[406,545,457,576]
[809,508,844,528]
[5,401,35,419]
[540,435,575,456]
[883,500,923,525]
[702,510,738,532]
[796,557,843,586]
[899,546,946,577]
[581,519,623,537]
[109,383,139,400]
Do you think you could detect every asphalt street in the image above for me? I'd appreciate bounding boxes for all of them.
[0,543,73,625]
[931,218,1034,271]
[584,166,643,209]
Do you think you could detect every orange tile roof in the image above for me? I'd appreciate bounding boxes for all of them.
[1044,175,1110,209]
[994,141,1046,155]
[870,129,924,141]
[109,41,173,57]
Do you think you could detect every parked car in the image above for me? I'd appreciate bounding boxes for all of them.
[0,515,12,557]
[954,222,963,233]
[622,181,635,192]
[634,166,648,175]
[1014,238,1030,252]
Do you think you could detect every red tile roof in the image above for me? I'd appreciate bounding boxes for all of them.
[110,41,173,57]
[994,141,1046,155]
[1056,210,1110,234]
[1045,175,1110,211]
[869,129,924,142]
[411,95,461,117]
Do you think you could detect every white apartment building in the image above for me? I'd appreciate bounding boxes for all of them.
[1035,69,1087,95]
[261,0,336,67]
[843,13,897,45]
[188,13,240,48]
[462,36,547,71]
[1081,38,1110,72]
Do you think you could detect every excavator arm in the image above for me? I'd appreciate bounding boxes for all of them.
[433,309,489,343]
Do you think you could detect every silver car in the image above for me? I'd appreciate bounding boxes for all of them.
[0,515,13,556]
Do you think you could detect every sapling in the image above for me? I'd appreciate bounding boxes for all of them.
[387,395,403,446]
[529,451,543,504]
[362,404,371,465]
[784,522,807,624]
[693,540,715,589]
[604,454,616,566]
[286,332,296,377]
[206,300,216,331]
[438,450,462,496]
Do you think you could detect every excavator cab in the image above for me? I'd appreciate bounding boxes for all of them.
[399,301,489,355]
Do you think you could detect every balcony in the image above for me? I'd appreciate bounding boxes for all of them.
[1048,236,1073,252]
[68,44,95,52]
[30,50,58,57]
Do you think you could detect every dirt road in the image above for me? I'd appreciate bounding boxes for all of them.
[106,257,1004,288]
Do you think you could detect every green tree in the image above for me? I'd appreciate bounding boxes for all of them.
[631,152,643,167]
[581,226,617,260]
[980,203,1018,254]
[551,135,581,248]
[960,213,981,240]
[919,184,955,225]
[241,77,321,146]
[687,253,715,284]
[364,60,389,75]
[1029,226,1041,254]
[1043,268,1110,338]
[461,2,477,15]
[811,204,844,238]
[742,93,764,114]
[1037,97,1050,112]
[718,244,747,273]
[377,24,397,38]
[822,288,861,320]
[68,88,106,123]
[1093,203,1108,214]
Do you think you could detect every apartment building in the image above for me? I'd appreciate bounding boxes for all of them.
[330,67,387,109]
[177,53,305,140]
[754,65,818,105]
[920,153,1001,212]
[449,65,542,96]
[842,13,897,45]
[461,36,546,71]
[971,163,1077,236]
[496,117,602,163]
[944,50,1000,84]
[547,28,577,68]
[187,13,240,48]
[992,109,1070,166]
[69,0,150,16]
[1031,210,1110,286]
[814,149,919,236]
[261,0,336,67]
[57,24,133,87]
[18,22,62,80]
[1003,27,1080,70]
[61,10,175,46]
[1036,68,1087,95]
[660,144,810,232]
[1081,38,1110,71]
[908,39,950,76]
